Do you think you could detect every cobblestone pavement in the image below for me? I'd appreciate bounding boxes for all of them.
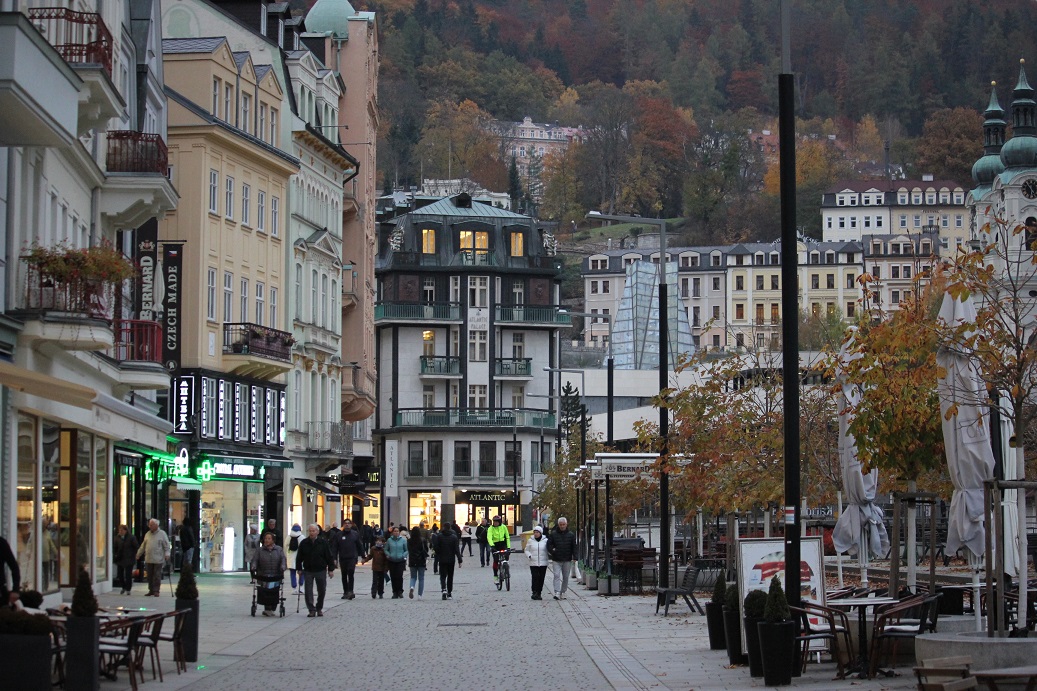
[96,562,921,691]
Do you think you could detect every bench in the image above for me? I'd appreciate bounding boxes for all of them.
[615,548,657,594]
[655,566,704,616]
[914,656,975,691]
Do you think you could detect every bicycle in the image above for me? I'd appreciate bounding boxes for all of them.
[492,549,512,591]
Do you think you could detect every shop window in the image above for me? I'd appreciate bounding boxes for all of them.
[16,414,38,591]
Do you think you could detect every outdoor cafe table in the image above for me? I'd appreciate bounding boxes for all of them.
[975,665,1037,691]
[830,596,899,679]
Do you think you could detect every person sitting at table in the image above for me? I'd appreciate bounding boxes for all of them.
[253,532,286,616]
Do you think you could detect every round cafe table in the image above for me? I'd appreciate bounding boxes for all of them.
[829,596,899,679]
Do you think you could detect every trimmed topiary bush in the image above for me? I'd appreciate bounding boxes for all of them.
[70,568,98,617]
[711,576,727,604]
[724,581,740,611]
[744,589,768,620]
[175,562,198,600]
[763,577,790,624]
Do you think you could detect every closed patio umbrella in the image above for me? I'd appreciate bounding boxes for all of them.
[937,292,995,630]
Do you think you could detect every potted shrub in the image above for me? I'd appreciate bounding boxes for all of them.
[757,577,796,686]
[743,589,768,677]
[585,567,597,590]
[175,562,200,662]
[597,570,619,595]
[705,575,727,650]
[66,568,100,691]
[0,608,53,688]
[722,580,745,665]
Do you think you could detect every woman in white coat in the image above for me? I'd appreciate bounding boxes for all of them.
[524,525,551,600]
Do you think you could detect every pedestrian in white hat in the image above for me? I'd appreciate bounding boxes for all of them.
[524,525,550,600]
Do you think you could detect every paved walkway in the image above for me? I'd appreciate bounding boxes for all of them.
[96,562,920,690]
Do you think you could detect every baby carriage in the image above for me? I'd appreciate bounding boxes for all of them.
[251,574,286,617]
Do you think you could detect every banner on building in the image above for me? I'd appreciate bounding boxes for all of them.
[134,219,158,320]
[161,242,185,373]
[384,440,399,496]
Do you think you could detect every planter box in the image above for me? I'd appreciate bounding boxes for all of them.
[597,575,620,595]
[585,572,598,589]
[705,602,727,650]
[758,619,797,686]
[743,616,764,677]
[176,598,199,662]
[66,616,100,691]
[0,633,52,689]
[723,606,746,665]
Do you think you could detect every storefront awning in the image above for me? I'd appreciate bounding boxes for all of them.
[202,452,294,469]
[294,478,338,494]
[0,358,96,408]
[176,477,203,490]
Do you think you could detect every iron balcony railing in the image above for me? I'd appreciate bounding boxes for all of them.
[23,263,116,319]
[494,305,572,325]
[28,7,113,77]
[113,319,162,363]
[419,355,461,376]
[374,302,461,321]
[394,408,555,429]
[106,131,168,174]
[494,358,532,376]
[222,322,294,363]
[306,421,352,454]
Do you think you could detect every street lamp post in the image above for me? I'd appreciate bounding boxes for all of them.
[547,366,587,561]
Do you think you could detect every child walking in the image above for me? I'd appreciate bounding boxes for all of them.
[362,537,388,598]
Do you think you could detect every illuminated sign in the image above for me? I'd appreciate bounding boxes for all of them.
[234,383,242,441]
[278,391,286,446]
[250,386,259,444]
[457,490,515,506]
[265,389,274,445]
[217,380,226,439]
[173,376,194,434]
[212,462,258,478]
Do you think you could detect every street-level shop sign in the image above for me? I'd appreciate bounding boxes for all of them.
[456,490,516,506]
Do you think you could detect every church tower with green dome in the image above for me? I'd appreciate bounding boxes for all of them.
[305,0,356,39]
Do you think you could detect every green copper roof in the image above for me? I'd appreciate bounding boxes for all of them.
[410,195,530,219]
[306,0,355,39]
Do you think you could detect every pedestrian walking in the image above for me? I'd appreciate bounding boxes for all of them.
[296,523,335,617]
[362,522,375,552]
[243,526,261,580]
[261,518,282,549]
[179,517,196,572]
[135,518,170,597]
[461,522,474,556]
[408,527,428,599]
[253,532,286,616]
[286,523,303,591]
[476,517,490,567]
[333,519,365,600]
[524,525,550,600]
[436,522,462,599]
[384,526,408,598]
[547,517,578,599]
[361,536,387,598]
[114,525,138,595]
[430,525,440,574]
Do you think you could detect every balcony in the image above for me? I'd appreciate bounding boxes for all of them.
[494,305,572,327]
[28,7,122,134]
[222,322,294,379]
[374,301,461,323]
[494,357,532,377]
[101,131,178,229]
[453,249,498,267]
[394,408,554,429]
[341,364,376,422]
[18,263,118,350]
[419,355,461,378]
[306,421,352,455]
[112,319,168,390]
[0,12,80,147]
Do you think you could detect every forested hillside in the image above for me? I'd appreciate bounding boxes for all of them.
[350,0,1037,241]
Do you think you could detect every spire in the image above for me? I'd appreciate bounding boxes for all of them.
[984,81,1006,153]
[1012,59,1036,136]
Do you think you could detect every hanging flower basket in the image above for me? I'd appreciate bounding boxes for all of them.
[22,242,135,316]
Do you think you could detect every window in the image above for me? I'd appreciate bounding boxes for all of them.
[212,79,220,116]
[469,330,487,361]
[735,276,744,291]
[422,384,434,408]
[408,441,423,477]
[693,277,701,297]
[468,384,487,409]
[903,266,912,279]
[422,227,435,254]
[240,278,248,322]
[847,302,856,318]
[811,274,819,289]
[505,440,520,477]
[510,231,524,256]
[259,104,267,141]
[692,306,700,326]
[202,378,217,437]
[891,290,901,305]
[735,304,744,320]
[712,277,720,291]
[955,214,963,228]
[478,441,496,477]
[271,196,280,236]
[771,275,779,290]
[846,273,856,289]
[454,442,471,477]
[224,84,233,124]
[219,270,234,322]
[469,276,488,307]
[206,268,217,320]
[241,183,251,226]
[428,441,443,477]
[876,217,883,229]
[755,275,763,290]
[255,282,265,325]
[321,274,328,326]
[602,280,610,294]
[900,214,907,228]
[225,176,234,220]
[712,334,721,348]
[511,384,524,409]
[270,287,278,328]
[251,191,264,234]
[241,94,251,134]
[771,303,780,323]
[712,305,720,320]
[680,277,689,298]
[891,266,901,279]
[423,277,435,303]
[913,214,921,228]
[590,280,598,294]
[826,274,835,289]
[310,270,318,321]
[209,170,219,213]
[270,109,278,146]
[590,258,608,270]
[512,279,524,305]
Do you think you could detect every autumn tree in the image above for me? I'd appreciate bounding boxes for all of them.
[853,114,885,164]
[914,107,983,184]
[415,99,506,191]
[763,138,853,238]
[575,82,633,215]
[799,306,849,352]
[540,145,583,226]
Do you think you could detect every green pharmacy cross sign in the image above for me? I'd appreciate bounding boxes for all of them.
[196,460,215,483]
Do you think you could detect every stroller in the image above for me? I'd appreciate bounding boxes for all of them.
[251,574,286,617]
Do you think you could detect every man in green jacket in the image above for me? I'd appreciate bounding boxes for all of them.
[485,515,511,585]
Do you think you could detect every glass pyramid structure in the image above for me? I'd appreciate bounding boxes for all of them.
[611,260,695,370]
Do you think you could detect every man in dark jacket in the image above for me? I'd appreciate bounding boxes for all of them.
[362,522,375,552]
[179,517,196,573]
[333,519,365,600]
[296,524,335,617]
[476,517,490,567]
[547,517,578,600]
[436,524,462,600]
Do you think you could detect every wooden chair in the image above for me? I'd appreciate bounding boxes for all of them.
[49,617,66,687]
[655,566,703,616]
[134,612,167,682]
[869,593,942,678]
[914,656,975,691]
[98,618,146,691]
[157,608,189,674]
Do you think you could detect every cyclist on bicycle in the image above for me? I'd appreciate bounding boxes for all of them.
[486,515,510,585]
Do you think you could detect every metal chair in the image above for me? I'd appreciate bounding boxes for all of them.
[98,617,146,691]
[791,604,848,678]
[868,593,942,678]
[134,612,167,682]
[654,566,703,616]
[157,608,190,675]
